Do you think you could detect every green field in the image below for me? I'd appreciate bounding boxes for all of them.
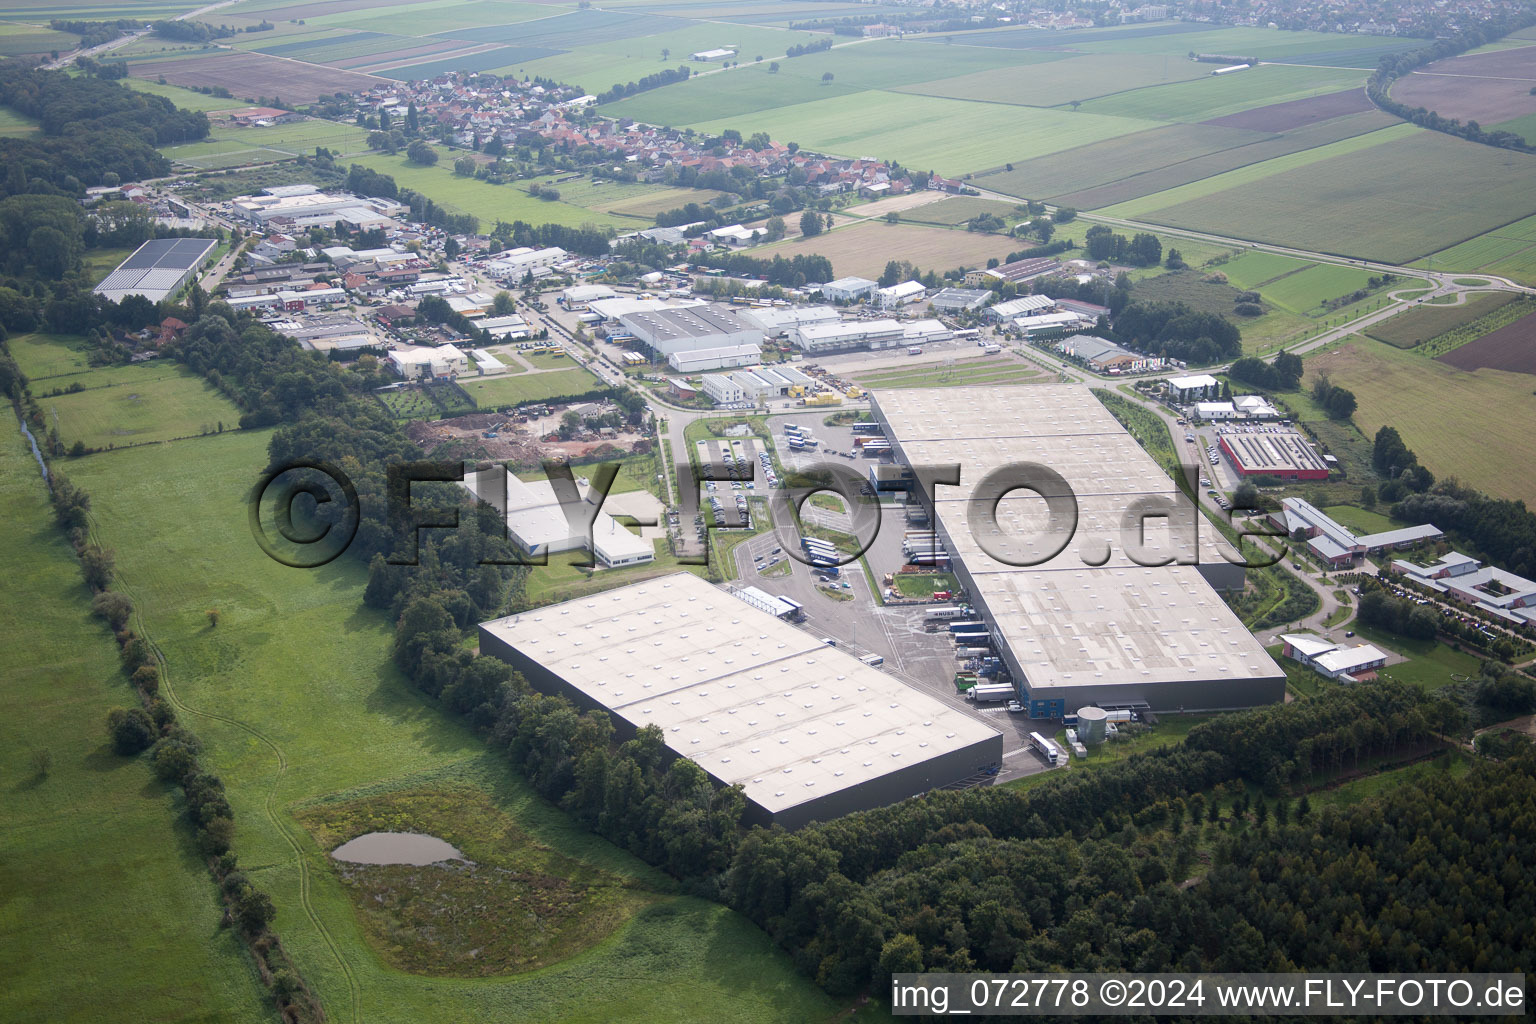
[65,429,851,1023]
[853,358,1038,390]
[1306,335,1536,508]
[1118,128,1536,262]
[1351,622,1485,691]
[1418,211,1536,285]
[165,119,374,168]
[6,332,98,380]
[37,367,243,450]
[1078,63,1367,123]
[458,367,602,408]
[0,20,78,55]
[349,151,648,229]
[896,52,1210,109]
[120,77,251,112]
[0,419,269,1024]
[0,103,38,136]
[1364,291,1521,348]
[678,90,1159,175]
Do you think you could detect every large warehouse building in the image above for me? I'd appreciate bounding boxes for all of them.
[618,304,763,358]
[479,572,1003,829]
[1220,430,1331,481]
[870,385,1284,717]
[93,237,217,303]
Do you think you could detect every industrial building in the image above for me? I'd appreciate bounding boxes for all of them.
[1269,497,1443,567]
[666,343,762,374]
[477,572,1003,829]
[738,305,839,336]
[985,295,1055,322]
[618,304,763,358]
[230,185,405,228]
[965,257,1061,288]
[870,385,1284,717]
[485,246,567,281]
[93,237,217,304]
[1220,431,1331,481]
[875,280,926,309]
[1394,553,1536,627]
[463,467,654,568]
[927,288,993,312]
[701,373,746,405]
[1166,373,1221,403]
[561,284,617,308]
[1280,633,1388,682]
[819,276,878,303]
[1054,334,1161,374]
[385,345,468,379]
[788,318,950,354]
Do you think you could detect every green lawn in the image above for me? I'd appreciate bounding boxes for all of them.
[121,77,250,112]
[459,367,602,409]
[164,119,373,167]
[0,418,269,1024]
[6,332,97,380]
[38,366,243,450]
[1319,504,1402,535]
[66,430,850,1023]
[1350,621,1484,691]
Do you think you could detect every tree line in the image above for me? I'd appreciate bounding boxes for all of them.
[597,65,690,105]
[1367,11,1536,152]
[1111,301,1244,365]
[695,250,834,287]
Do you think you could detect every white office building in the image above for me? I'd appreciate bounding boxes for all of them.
[701,373,746,405]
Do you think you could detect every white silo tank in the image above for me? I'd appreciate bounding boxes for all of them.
[1077,706,1108,746]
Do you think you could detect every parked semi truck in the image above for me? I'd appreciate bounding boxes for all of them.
[1029,731,1060,765]
[967,683,1016,703]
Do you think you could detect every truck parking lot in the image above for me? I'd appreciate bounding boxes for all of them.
[730,499,1058,781]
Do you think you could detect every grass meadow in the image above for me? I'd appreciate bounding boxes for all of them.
[37,365,243,450]
[0,418,269,1024]
[458,366,601,408]
[348,151,648,229]
[1305,335,1536,507]
[65,428,853,1024]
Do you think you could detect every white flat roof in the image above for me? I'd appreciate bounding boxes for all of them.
[480,573,1000,816]
[873,385,1280,694]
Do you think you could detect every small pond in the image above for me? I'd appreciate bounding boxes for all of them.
[331,832,467,866]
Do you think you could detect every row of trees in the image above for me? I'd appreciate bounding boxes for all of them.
[1367,11,1536,152]
[597,66,690,105]
[1393,482,1536,581]
[695,250,834,287]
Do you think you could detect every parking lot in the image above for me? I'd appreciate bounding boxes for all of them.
[729,499,1057,782]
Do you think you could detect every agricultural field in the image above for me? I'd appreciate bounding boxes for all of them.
[0,20,78,55]
[1364,291,1521,348]
[64,429,849,1024]
[547,180,726,220]
[36,366,243,451]
[686,90,1157,175]
[119,77,254,112]
[129,50,387,105]
[458,367,602,409]
[1493,111,1536,145]
[1203,88,1376,133]
[1434,301,1536,373]
[754,220,1018,279]
[895,52,1210,110]
[1077,64,1369,124]
[1125,269,1309,353]
[347,151,650,229]
[983,111,1399,209]
[899,197,1020,227]
[1390,43,1536,125]
[1305,335,1536,507]
[0,419,270,1024]
[163,118,374,168]
[1114,127,1536,263]
[1417,211,1536,284]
